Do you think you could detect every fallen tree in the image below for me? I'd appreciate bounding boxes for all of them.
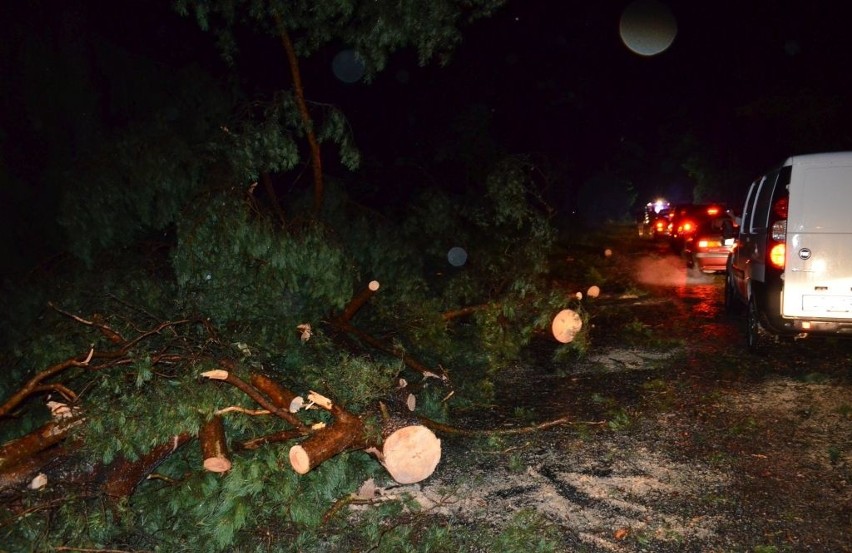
[0,275,587,506]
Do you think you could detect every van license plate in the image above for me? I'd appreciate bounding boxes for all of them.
[802,295,852,312]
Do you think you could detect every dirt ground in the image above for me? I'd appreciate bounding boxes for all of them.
[376,232,852,552]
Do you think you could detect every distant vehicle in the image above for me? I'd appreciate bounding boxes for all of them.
[683,213,738,274]
[725,151,852,350]
[637,199,670,239]
[668,203,727,253]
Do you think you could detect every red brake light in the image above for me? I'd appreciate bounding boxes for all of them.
[769,243,785,269]
[706,207,720,216]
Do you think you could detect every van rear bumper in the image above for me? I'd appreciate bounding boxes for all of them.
[789,318,852,335]
[756,283,852,336]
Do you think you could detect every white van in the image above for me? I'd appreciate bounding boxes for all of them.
[725,151,852,349]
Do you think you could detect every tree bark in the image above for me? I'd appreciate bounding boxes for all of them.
[250,373,302,413]
[103,434,191,500]
[0,421,74,472]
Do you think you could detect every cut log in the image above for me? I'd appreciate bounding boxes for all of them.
[379,425,441,484]
[338,280,381,323]
[289,404,364,475]
[200,416,231,473]
[551,308,583,343]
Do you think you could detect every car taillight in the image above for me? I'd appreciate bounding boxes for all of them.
[682,220,694,233]
[698,239,721,248]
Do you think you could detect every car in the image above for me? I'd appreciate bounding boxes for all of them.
[725,151,852,350]
[683,214,738,274]
[668,203,727,253]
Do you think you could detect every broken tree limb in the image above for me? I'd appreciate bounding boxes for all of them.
[0,421,76,471]
[227,375,305,451]
[441,303,492,321]
[0,444,74,493]
[201,370,309,433]
[328,282,446,381]
[341,323,447,381]
[250,374,303,413]
[0,350,92,417]
[200,416,231,473]
[103,434,191,500]
[337,280,381,323]
[417,415,607,437]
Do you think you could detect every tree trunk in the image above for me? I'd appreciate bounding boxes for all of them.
[272,14,324,214]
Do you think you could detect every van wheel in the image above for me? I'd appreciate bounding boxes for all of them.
[746,296,770,352]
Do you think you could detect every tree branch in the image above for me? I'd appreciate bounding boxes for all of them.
[201,370,309,433]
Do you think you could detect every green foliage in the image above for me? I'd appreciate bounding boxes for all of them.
[175,0,506,76]
[172,187,356,340]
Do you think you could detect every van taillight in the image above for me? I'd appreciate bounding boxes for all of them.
[771,219,787,242]
[768,197,788,269]
[769,243,786,268]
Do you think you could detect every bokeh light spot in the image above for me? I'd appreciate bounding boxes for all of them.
[447,246,468,267]
[619,0,677,56]
[332,49,366,83]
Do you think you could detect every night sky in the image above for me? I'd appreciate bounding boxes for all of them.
[2,0,852,260]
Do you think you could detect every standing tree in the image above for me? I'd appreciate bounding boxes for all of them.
[174,0,506,213]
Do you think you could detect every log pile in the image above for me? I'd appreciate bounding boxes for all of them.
[0,281,446,504]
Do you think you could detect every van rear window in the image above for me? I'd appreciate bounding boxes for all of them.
[750,171,779,232]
